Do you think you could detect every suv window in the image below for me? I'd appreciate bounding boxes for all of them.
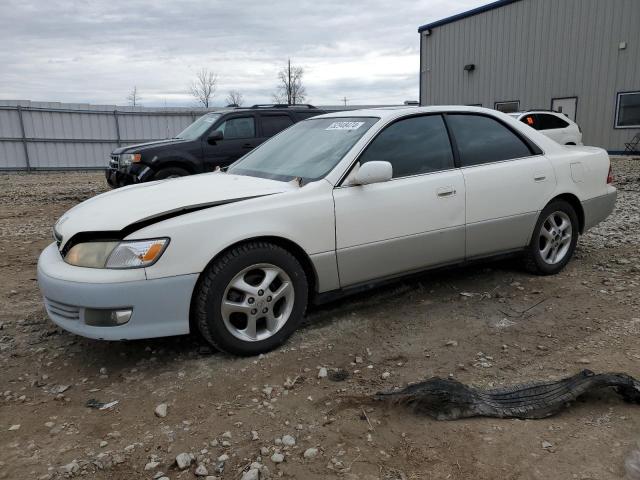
[261,115,294,137]
[216,116,255,139]
[536,113,569,130]
[359,115,454,178]
[447,114,532,167]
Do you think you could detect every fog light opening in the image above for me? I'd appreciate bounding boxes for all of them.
[112,309,133,325]
[85,308,133,326]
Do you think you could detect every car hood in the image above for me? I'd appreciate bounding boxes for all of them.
[54,173,296,249]
[112,138,191,154]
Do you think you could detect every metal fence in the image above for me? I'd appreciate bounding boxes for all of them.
[0,100,218,171]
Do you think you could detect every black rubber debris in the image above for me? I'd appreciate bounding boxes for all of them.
[374,369,640,420]
[329,368,349,382]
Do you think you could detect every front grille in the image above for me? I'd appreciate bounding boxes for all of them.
[109,154,119,169]
[44,298,81,322]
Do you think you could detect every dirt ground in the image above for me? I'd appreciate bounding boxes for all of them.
[1,158,639,480]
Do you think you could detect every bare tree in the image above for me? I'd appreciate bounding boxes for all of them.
[272,59,307,105]
[189,68,218,108]
[225,90,244,107]
[127,86,142,106]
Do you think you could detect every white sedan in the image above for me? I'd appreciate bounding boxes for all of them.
[38,106,616,355]
[509,110,583,146]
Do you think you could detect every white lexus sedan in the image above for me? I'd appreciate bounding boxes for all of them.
[38,106,616,355]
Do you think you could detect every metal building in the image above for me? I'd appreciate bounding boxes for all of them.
[418,0,640,153]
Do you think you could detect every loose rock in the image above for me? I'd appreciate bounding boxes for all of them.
[195,464,209,476]
[303,447,319,459]
[154,403,168,418]
[175,452,192,470]
[271,452,284,463]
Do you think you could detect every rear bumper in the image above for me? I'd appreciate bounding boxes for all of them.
[582,187,617,232]
[37,243,197,340]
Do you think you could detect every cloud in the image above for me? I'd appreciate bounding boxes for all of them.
[0,0,487,106]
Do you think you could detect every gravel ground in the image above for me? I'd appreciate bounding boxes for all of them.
[0,158,639,480]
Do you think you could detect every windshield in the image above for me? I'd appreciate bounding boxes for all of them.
[227,117,378,182]
[176,113,221,140]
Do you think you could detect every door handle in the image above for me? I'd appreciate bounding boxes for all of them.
[534,174,546,182]
[242,143,254,149]
[437,186,456,197]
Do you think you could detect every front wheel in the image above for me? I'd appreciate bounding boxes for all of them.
[193,242,308,355]
[153,167,189,181]
[524,200,579,275]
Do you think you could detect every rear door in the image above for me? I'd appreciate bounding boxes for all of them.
[202,114,258,169]
[257,113,295,145]
[333,114,466,286]
[445,113,556,259]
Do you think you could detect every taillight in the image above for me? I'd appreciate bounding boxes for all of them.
[607,164,613,184]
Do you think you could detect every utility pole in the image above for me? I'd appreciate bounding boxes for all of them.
[287,58,292,105]
[342,96,348,107]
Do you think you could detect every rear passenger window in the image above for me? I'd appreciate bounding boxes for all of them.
[359,115,454,178]
[261,115,294,137]
[217,117,255,139]
[537,114,570,130]
[447,114,533,167]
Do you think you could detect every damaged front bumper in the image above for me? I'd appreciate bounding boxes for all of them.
[37,243,197,340]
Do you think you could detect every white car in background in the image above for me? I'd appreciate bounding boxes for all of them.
[509,111,583,146]
[38,106,615,355]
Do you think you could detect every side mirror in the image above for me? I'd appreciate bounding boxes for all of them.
[353,161,392,185]
[207,130,224,145]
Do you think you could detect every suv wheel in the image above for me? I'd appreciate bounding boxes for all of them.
[153,167,189,180]
[524,200,579,275]
[194,242,308,355]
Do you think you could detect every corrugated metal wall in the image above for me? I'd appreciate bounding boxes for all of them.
[0,100,213,170]
[419,0,640,152]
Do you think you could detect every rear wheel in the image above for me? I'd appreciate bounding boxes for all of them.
[524,200,579,275]
[153,167,189,180]
[194,242,308,355]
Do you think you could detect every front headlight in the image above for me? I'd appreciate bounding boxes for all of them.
[119,153,142,167]
[65,238,169,269]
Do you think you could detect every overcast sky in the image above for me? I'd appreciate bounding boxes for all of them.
[0,0,488,107]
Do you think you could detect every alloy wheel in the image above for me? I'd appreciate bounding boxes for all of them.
[538,211,573,265]
[220,263,295,342]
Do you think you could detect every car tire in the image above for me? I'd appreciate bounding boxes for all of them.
[193,241,308,356]
[153,167,189,180]
[523,200,579,275]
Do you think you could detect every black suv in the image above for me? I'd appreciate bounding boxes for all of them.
[106,104,325,187]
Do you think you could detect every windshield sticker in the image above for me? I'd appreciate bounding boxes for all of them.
[325,121,365,131]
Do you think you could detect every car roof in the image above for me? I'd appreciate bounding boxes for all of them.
[311,105,506,120]
[512,110,572,119]
[201,106,326,116]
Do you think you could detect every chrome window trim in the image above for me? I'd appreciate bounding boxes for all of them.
[458,153,547,170]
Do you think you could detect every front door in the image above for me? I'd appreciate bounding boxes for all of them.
[202,115,258,170]
[333,114,466,287]
[551,97,577,121]
[445,113,556,259]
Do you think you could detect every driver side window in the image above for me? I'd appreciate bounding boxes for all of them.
[216,117,255,139]
[358,115,454,178]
